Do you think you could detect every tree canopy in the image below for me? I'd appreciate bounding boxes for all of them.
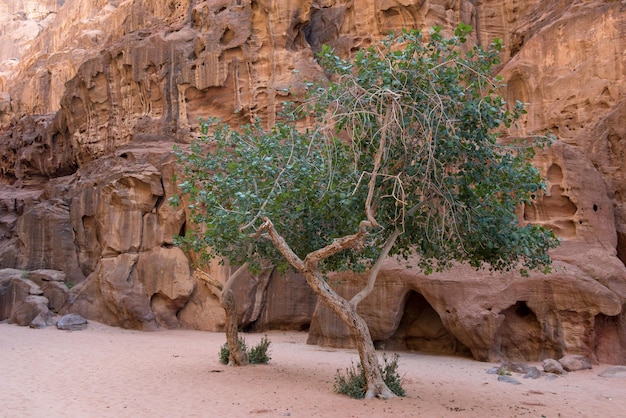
[172,24,560,398]
[173,25,559,278]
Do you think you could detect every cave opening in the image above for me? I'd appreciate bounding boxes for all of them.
[594,313,624,364]
[178,220,187,237]
[382,291,470,356]
[495,301,543,361]
[220,27,235,46]
[150,292,182,329]
[303,5,344,54]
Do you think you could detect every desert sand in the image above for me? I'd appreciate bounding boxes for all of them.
[1,322,624,418]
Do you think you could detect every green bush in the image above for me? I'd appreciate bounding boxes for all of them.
[219,338,247,365]
[333,353,406,399]
[218,336,271,365]
[248,335,272,364]
[333,362,367,399]
[380,354,406,397]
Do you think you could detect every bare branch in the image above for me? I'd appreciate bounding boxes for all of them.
[256,216,375,273]
[193,262,250,300]
[350,229,401,307]
[364,101,391,228]
[193,268,224,291]
[305,220,372,269]
[257,218,306,272]
[222,262,251,297]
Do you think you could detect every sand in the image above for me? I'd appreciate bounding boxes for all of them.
[1,322,624,418]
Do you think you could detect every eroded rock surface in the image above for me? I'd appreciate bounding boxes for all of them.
[0,269,58,328]
[0,0,624,363]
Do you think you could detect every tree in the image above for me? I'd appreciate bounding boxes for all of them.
[193,264,251,366]
[172,24,559,399]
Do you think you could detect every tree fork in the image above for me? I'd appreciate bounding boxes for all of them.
[258,217,395,399]
[306,270,395,399]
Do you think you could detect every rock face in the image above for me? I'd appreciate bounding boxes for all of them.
[0,269,61,328]
[0,0,625,363]
[308,255,623,363]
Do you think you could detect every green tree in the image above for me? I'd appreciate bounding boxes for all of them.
[173,25,559,398]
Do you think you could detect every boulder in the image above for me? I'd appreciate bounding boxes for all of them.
[501,361,530,374]
[559,355,592,372]
[523,367,542,379]
[598,366,626,378]
[542,359,565,375]
[497,375,521,385]
[0,270,55,328]
[57,313,88,331]
[14,295,53,327]
[28,269,67,282]
[27,269,70,312]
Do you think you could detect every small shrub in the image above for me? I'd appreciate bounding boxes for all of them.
[248,335,271,364]
[218,336,271,365]
[333,353,406,399]
[218,343,229,365]
[497,367,512,376]
[333,362,367,399]
[380,353,406,397]
[219,338,248,365]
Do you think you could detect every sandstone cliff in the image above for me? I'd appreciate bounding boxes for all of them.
[0,0,624,364]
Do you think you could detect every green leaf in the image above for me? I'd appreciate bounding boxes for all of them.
[173,25,558,278]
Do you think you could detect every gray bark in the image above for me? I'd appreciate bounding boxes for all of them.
[258,217,395,399]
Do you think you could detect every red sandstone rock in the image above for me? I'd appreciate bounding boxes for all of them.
[0,0,624,364]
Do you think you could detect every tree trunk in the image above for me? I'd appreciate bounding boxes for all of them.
[195,265,249,366]
[304,269,395,399]
[221,288,249,366]
[258,217,395,399]
[221,263,250,366]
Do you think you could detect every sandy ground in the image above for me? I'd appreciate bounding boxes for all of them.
[1,322,624,418]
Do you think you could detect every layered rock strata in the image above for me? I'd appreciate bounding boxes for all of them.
[0,0,625,363]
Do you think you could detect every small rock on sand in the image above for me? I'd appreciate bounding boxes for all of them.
[57,313,88,331]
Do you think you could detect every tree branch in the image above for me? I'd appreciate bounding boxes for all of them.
[364,99,393,228]
[304,220,372,269]
[256,217,374,273]
[194,262,250,302]
[221,262,250,298]
[194,268,224,291]
[350,229,401,307]
[257,217,306,272]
